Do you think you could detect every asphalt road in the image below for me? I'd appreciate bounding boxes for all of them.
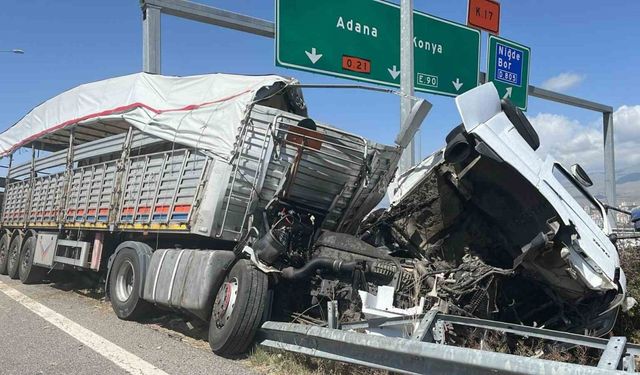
[0,274,258,375]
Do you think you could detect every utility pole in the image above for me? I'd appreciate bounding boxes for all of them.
[399,0,415,175]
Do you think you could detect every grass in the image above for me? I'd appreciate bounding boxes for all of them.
[614,240,640,342]
[247,347,390,375]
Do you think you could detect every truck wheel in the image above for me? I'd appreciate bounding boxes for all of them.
[208,259,268,356]
[0,233,10,274]
[19,237,46,284]
[6,235,23,279]
[108,247,151,320]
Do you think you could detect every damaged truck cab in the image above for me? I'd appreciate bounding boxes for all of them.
[380,83,627,336]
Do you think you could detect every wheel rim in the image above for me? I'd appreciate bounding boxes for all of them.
[9,242,20,265]
[213,277,239,329]
[21,243,31,273]
[115,260,135,302]
[0,238,7,265]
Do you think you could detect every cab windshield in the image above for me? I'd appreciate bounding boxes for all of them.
[552,164,604,229]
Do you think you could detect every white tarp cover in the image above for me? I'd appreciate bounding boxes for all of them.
[0,72,294,159]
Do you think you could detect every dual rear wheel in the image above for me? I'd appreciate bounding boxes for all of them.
[0,233,10,274]
[19,237,47,284]
[1,233,46,283]
[108,246,152,321]
[208,259,268,356]
[6,235,23,279]
[107,248,269,356]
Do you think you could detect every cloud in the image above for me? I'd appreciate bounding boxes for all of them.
[530,105,640,172]
[540,72,585,92]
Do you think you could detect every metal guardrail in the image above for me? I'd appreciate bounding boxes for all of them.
[258,311,637,374]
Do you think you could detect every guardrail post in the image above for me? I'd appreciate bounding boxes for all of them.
[597,336,626,370]
[327,300,338,329]
[411,310,438,342]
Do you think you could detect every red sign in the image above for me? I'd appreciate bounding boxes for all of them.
[342,55,371,74]
[467,0,500,34]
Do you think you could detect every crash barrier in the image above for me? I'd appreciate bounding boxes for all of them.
[258,310,639,374]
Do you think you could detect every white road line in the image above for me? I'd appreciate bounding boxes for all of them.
[0,281,169,375]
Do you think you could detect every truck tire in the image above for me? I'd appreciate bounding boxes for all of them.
[108,246,151,320]
[208,259,268,356]
[0,233,10,274]
[6,235,23,279]
[19,237,46,284]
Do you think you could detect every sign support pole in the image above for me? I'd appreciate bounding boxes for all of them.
[142,4,162,74]
[604,111,617,227]
[399,0,415,174]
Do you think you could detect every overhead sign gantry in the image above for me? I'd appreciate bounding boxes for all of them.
[275,0,481,97]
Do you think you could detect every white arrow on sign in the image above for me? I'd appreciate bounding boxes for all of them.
[452,78,464,91]
[305,48,323,64]
[388,65,400,80]
[503,87,513,99]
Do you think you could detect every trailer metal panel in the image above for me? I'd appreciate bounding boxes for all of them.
[33,232,58,267]
[0,103,399,243]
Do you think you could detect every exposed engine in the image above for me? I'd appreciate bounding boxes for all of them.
[249,199,415,324]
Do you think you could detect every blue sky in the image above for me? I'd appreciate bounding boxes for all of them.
[1,0,639,166]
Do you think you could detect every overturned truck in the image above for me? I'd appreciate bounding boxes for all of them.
[0,74,629,355]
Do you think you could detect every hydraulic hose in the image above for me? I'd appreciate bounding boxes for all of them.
[281,258,359,280]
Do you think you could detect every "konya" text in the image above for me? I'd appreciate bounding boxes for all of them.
[414,37,443,55]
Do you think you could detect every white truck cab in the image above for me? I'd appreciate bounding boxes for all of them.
[385,82,628,336]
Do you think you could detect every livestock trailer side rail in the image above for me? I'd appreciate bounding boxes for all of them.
[1,103,400,237]
[1,132,211,233]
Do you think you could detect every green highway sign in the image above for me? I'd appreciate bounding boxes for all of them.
[276,0,481,97]
[487,35,531,110]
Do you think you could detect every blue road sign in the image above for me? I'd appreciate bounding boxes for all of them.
[487,35,531,110]
[495,42,524,86]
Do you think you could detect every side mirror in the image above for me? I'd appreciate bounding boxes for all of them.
[571,164,593,187]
